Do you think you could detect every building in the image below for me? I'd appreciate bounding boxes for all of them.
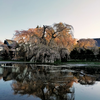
[4,39,19,49]
[3,39,19,59]
[94,38,100,47]
[0,44,9,58]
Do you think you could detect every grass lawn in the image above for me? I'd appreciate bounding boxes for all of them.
[67,61,100,65]
[0,60,100,66]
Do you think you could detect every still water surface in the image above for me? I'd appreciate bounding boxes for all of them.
[0,64,100,100]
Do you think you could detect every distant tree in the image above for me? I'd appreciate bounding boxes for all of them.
[85,49,95,61]
[36,25,39,28]
[79,49,86,60]
[70,48,79,60]
[70,48,95,61]
[0,40,3,44]
[96,48,100,60]
[75,38,98,55]
[76,39,97,49]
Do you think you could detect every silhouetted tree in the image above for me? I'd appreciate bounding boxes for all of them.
[70,48,79,60]
[85,49,95,61]
[96,48,100,60]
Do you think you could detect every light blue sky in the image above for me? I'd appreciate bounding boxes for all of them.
[0,0,100,42]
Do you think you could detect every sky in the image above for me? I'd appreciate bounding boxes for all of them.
[0,0,100,42]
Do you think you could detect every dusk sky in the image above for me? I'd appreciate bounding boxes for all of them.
[0,0,100,42]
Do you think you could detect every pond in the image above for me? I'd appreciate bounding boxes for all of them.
[0,63,100,100]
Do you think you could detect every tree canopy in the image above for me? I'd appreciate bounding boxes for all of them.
[13,22,76,52]
[76,39,97,49]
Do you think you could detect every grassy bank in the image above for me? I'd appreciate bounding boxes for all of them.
[0,60,100,66]
[66,61,100,65]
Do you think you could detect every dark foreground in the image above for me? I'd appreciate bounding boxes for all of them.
[0,63,100,100]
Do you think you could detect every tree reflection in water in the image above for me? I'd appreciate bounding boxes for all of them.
[11,64,75,100]
[0,64,100,100]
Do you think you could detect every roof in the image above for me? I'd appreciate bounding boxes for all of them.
[4,39,19,49]
[94,38,100,47]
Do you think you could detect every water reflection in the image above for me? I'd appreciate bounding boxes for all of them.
[0,64,100,100]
